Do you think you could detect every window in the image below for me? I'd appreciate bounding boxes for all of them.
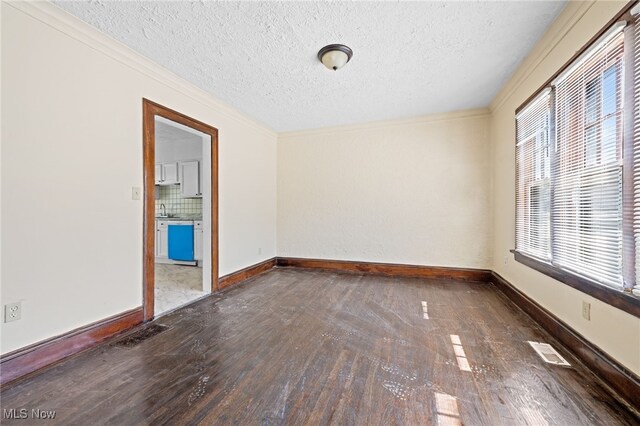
[516,91,551,260]
[553,26,624,287]
[515,18,638,297]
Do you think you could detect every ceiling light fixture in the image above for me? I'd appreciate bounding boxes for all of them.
[318,44,353,71]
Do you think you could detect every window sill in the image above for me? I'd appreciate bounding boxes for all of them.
[511,250,640,318]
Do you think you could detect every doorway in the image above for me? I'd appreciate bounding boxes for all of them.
[142,99,219,321]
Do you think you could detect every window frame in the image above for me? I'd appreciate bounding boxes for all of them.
[526,141,551,259]
[512,1,640,318]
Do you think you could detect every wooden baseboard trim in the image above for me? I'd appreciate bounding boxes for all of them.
[0,307,143,387]
[2,261,636,412]
[276,257,491,282]
[0,257,277,387]
[490,271,640,411]
[218,257,277,291]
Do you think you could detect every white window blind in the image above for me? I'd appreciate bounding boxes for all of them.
[633,13,640,290]
[516,91,552,260]
[552,27,625,287]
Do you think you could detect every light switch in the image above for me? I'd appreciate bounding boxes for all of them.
[132,187,141,200]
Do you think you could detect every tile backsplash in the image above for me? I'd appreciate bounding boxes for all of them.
[155,185,202,217]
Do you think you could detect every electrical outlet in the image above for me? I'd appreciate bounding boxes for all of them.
[258,247,262,255]
[582,301,591,321]
[4,302,21,323]
[504,255,508,265]
[132,187,141,200]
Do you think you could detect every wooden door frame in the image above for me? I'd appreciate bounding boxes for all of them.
[142,99,219,322]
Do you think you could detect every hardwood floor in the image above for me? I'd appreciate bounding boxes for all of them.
[1,268,637,425]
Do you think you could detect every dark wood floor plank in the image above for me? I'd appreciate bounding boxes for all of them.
[1,268,637,425]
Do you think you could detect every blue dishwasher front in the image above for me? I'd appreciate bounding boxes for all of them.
[168,224,194,261]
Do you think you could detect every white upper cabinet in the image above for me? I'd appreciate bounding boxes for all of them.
[155,162,179,185]
[162,162,179,185]
[154,164,163,185]
[180,160,201,198]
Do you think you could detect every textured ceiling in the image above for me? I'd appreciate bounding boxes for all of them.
[54,1,566,132]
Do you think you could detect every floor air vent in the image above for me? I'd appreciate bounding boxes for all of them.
[113,324,170,347]
[528,341,571,366]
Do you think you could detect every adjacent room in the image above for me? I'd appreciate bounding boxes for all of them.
[153,117,209,315]
[1,0,639,424]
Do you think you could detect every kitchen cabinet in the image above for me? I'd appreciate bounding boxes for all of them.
[180,160,201,198]
[155,162,179,185]
[194,221,203,261]
[156,220,168,258]
[154,164,162,185]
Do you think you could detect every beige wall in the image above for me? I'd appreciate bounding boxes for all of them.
[1,3,277,354]
[490,0,640,375]
[278,111,492,269]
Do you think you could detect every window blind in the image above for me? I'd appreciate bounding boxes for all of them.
[516,90,551,259]
[552,28,625,287]
[633,13,640,290]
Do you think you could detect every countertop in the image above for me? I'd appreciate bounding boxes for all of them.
[155,216,202,221]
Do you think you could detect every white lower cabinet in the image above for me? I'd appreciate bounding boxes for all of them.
[194,221,203,261]
[156,220,202,264]
[156,220,168,258]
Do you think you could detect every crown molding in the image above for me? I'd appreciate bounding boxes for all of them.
[489,1,595,113]
[278,108,491,140]
[5,1,277,138]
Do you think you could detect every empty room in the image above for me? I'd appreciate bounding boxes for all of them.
[1,0,639,424]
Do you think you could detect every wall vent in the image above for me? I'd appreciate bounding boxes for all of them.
[113,324,170,347]
[528,341,570,366]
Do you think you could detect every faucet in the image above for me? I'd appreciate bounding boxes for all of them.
[160,203,166,217]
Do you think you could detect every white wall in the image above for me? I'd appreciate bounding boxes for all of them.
[490,0,640,375]
[155,129,203,164]
[0,2,277,354]
[156,139,202,164]
[278,111,492,269]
